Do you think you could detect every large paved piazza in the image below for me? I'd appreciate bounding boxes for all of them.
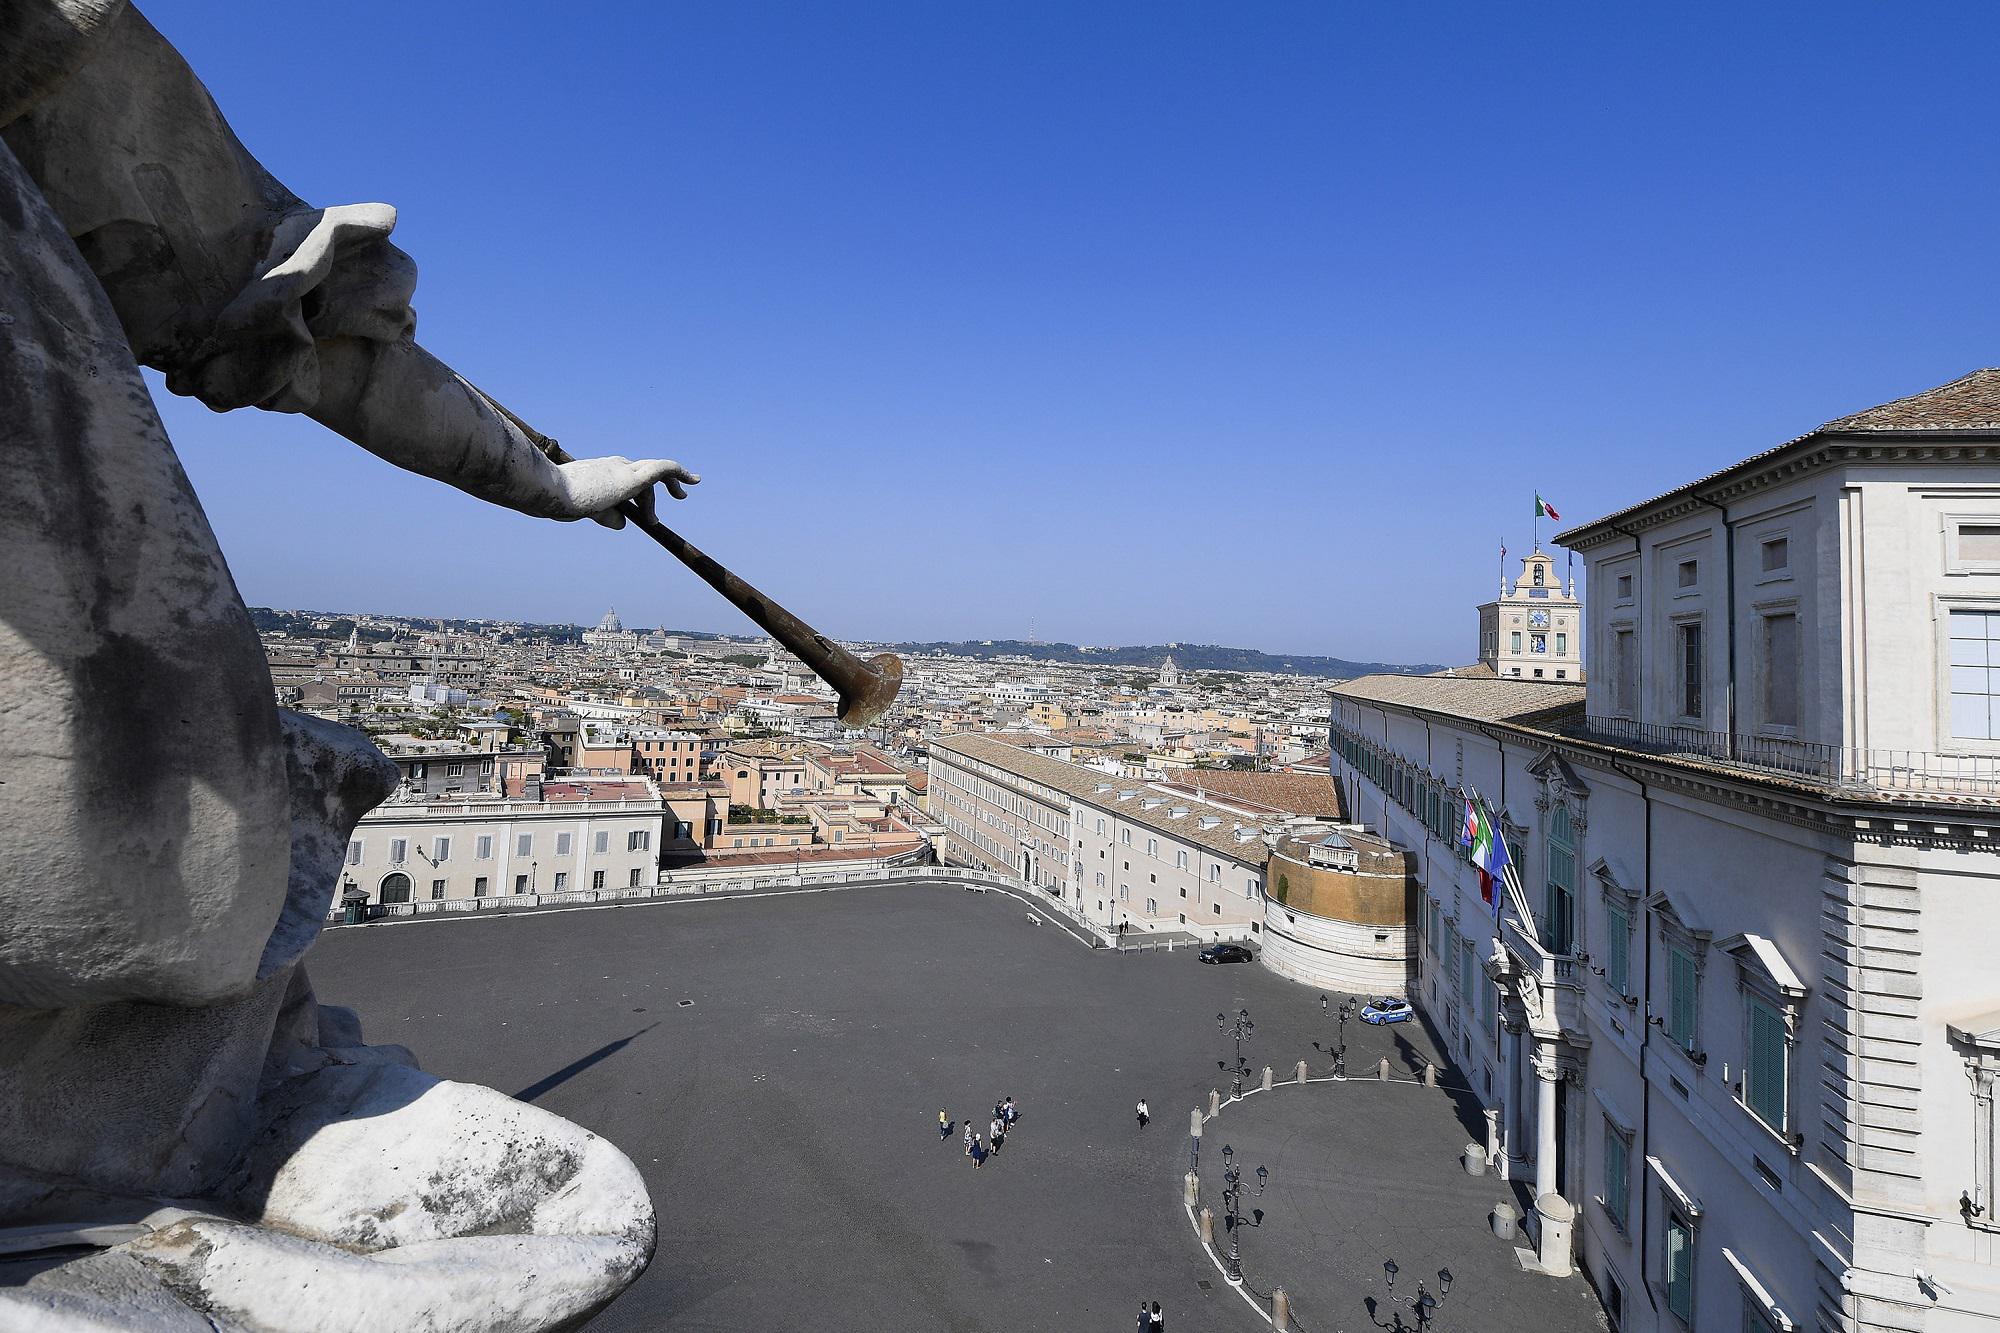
[311,881,1606,1332]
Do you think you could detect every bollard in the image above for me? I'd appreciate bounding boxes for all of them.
[1185,1171,1200,1207]
[1262,1065,1274,1092]
[1273,1287,1291,1331]
[1209,1088,1221,1117]
[1424,1062,1437,1088]
[1463,1143,1488,1176]
[1296,1059,1309,1085]
[1492,1200,1520,1241]
[1378,1057,1391,1081]
[1191,1108,1205,1139]
[1200,1205,1215,1244]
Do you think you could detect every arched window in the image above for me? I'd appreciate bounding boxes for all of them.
[379,871,412,905]
[1545,806,1576,955]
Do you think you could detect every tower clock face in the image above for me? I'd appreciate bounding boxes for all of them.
[1528,610,1550,628]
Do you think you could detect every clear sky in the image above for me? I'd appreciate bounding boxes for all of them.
[149,1,1999,665]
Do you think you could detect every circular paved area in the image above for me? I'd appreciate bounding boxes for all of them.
[1191,1077,1606,1333]
[309,881,1603,1331]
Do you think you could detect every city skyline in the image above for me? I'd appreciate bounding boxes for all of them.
[155,1,2000,662]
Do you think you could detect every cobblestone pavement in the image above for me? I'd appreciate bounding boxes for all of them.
[1192,1073,1607,1333]
[310,881,1605,1332]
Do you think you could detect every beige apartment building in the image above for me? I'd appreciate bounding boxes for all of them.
[929,733,1342,940]
[341,777,667,905]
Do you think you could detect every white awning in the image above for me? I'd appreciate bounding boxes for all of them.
[1726,933,1807,999]
[1647,1155,1703,1219]
[1723,1247,1795,1330]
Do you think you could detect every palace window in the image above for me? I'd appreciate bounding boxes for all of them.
[1545,806,1577,956]
[1668,946,1699,1048]
[1762,613,1799,729]
[1664,1208,1696,1322]
[1602,1120,1630,1231]
[1679,622,1704,719]
[1950,609,2000,739]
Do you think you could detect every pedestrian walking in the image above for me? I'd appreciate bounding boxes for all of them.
[1002,1096,1018,1130]
[939,1109,951,1142]
[1135,1098,1150,1128]
[970,1136,989,1170]
[989,1114,1005,1153]
[1136,1304,1151,1332]
[964,1119,976,1150]
[1148,1300,1164,1330]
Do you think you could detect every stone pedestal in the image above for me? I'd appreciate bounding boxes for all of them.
[1534,1193,1575,1277]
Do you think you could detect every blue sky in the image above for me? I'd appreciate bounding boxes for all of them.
[150,2,2000,664]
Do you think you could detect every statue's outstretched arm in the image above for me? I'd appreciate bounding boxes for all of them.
[1,3,695,526]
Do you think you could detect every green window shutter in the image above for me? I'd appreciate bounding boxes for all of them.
[1748,998,1787,1130]
[1606,906,1629,994]
[1670,949,1698,1045]
[1665,1215,1694,1320]
[1603,1126,1628,1227]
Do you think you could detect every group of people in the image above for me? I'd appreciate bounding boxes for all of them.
[938,1096,1019,1169]
[1135,1300,1165,1330]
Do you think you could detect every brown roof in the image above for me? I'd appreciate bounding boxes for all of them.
[1150,770,1343,820]
[1820,367,2000,433]
[1333,674,1584,724]
[1558,369,2000,543]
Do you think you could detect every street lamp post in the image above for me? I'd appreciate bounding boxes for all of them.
[1220,1143,1268,1286]
[1218,1007,1254,1098]
[1383,1260,1454,1330]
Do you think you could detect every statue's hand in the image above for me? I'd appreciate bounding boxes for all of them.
[551,457,700,528]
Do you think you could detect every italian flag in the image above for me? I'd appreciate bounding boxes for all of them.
[1460,795,1512,917]
[1535,493,1560,521]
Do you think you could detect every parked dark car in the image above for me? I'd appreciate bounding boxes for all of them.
[1199,943,1255,965]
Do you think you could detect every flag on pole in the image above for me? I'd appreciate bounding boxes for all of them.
[1535,493,1561,521]
[1460,793,1513,919]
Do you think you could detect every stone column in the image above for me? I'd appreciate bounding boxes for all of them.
[1534,1046,1559,1204]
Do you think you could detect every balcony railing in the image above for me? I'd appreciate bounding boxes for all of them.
[1551,715,2000,799]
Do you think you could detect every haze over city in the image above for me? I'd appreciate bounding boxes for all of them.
[152,1,2000,663]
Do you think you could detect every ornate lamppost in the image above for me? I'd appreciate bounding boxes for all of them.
[1218,1007,1254,1098]
[1383,1260,1454,1330]
[1219,1143,1267,1286]
[1316,995,1356,1075]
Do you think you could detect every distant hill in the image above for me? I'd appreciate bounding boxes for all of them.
[888,639,1442,680]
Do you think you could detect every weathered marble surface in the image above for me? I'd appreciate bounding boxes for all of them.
[0,2,664,1325]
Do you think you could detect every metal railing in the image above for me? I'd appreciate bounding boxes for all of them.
[1553,715,2000,799]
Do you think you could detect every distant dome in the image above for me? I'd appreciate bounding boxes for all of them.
[595,607,624,633]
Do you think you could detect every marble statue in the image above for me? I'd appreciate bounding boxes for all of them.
[0,3,682,1326]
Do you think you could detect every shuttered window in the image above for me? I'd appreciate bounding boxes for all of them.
[1545,807,1576,955]
[1665,1211,1695,1321]
[1605,904,1630,995]
[1746,997,1788,1132]
[1668,948,1699,1047]
[1603,1125,1629,1230]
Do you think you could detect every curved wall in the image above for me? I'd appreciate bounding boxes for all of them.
[1259,903,1414,993]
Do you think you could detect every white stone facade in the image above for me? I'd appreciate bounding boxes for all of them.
[1479,548,1584,681]
[1331,375,2000,1333]
[1258,907,1408,993]
[343,784,667,905]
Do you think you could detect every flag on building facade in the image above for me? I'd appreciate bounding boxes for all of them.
[1535,493,1560,521]
[1460,793,1513,918]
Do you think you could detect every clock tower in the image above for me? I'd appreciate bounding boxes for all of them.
[1477,549,1583,681]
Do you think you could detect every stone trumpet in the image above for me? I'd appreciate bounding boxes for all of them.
[489,397,904,727]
